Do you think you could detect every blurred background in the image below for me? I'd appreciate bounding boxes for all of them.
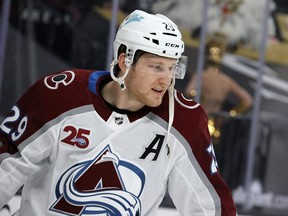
[0,0,288,215]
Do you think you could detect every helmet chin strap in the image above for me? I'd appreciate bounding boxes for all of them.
[167,78,175,146]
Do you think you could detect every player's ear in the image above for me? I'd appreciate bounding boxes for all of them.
[118,53,127,72]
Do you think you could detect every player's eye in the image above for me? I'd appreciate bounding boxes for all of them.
[149,64,160,70]
[149,64,165,73]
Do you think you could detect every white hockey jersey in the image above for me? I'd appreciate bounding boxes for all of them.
[0,69,236,215]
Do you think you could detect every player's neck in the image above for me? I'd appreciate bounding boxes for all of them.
[101,81,144,112]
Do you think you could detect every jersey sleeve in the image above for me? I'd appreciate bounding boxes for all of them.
[0,80,51,208]
[0,69,92,208]
[168,91,237,215]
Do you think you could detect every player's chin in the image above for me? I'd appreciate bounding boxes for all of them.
[146,97,163,107]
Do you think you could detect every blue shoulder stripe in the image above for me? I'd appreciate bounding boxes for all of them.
[88,71,109,95]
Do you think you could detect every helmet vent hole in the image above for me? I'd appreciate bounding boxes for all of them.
[163,51,166,54]
[163,33,177,37]
[144,36,150,41]
[152,39,159,45]
[150,32,156,35]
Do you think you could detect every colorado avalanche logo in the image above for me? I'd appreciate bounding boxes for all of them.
[50,145,145,215]
[44,70,75,90]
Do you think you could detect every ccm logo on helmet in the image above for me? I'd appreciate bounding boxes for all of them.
[165,43,180,48]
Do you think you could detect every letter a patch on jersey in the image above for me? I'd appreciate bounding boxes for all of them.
[50,145,145,216]
[139,134,165,161]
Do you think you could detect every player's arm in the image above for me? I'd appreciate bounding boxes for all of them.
[191,110,237,215]
[0,74,60,208]
[167,96,237,215]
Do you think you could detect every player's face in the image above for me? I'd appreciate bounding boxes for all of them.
[125,53,175,107]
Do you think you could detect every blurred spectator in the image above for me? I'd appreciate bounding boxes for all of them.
[151,0,278,51]
[185,32,253,116]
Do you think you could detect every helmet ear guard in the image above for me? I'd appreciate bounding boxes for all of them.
[124,48,134,67]
[110,52,130,90]
[110,10,187,89]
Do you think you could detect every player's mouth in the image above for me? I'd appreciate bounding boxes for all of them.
[152,87,165,95]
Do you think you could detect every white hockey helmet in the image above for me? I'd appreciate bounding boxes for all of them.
[110,10,186,89]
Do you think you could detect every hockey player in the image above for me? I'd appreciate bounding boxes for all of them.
[0,10,237,215]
